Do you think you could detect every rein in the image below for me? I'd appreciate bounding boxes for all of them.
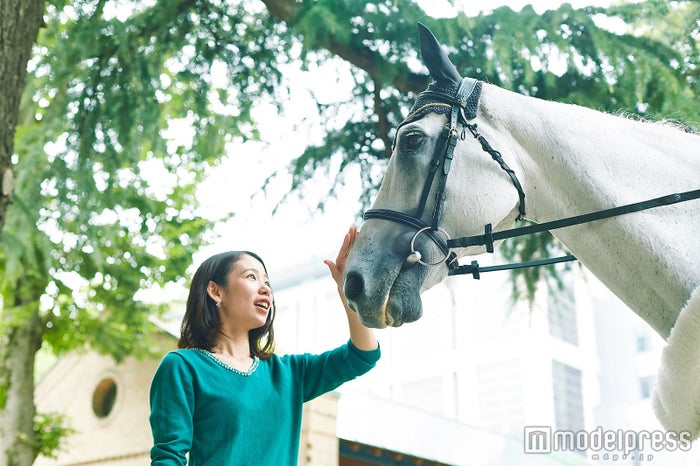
[448,188,700,278]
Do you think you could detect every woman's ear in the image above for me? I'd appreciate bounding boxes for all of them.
[206,280,221,304]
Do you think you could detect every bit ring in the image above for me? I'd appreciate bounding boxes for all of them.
[408,226,452,267]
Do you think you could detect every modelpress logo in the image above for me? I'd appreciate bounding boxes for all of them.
[524,426,693,460]
[524,426,553,453]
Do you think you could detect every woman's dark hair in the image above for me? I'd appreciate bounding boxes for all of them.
[178,251,275,359]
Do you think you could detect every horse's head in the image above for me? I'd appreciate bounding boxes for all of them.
[344,24,525,328]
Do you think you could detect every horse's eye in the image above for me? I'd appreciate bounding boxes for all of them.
[400,131,425,151]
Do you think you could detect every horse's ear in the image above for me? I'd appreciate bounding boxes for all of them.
[417,22,462,85]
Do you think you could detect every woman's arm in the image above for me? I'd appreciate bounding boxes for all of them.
[324,226,379,351]
[149,352,193,465]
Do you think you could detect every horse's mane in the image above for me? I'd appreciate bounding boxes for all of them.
[613,110,698,135]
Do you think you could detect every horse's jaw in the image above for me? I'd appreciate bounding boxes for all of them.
[344,232,441,328]
[344,264,426,329]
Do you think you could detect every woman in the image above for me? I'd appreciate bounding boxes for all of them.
[149,226,380,465]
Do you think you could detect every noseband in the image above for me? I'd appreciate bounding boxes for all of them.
[364,77,527,271]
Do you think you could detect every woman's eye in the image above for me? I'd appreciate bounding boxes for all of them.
[400,131,425,150]
[247,273,256,280]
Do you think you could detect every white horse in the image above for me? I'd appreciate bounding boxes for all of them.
[344,24,700,438]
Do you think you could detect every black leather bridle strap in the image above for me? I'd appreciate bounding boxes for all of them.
[415,127,450,220]
[363,208,454,260]
[466,123,526,221]
[448,189,700,250]
[450,255,577,279]
[415,78,480,228]
[430,128,459,230]
[448,189,700,278]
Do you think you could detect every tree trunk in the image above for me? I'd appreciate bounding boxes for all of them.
[0,0,45,237]
[0,308,43,466]
[0,2,47,463]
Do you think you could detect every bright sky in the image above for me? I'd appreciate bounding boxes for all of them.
[171,0,617,297]
[192,62,362,281]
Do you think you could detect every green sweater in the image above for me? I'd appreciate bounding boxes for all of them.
[149,341,380,465]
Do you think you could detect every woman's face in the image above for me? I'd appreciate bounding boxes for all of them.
[214,254,272,332]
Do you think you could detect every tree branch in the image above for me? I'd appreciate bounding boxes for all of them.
[259,0,428,93]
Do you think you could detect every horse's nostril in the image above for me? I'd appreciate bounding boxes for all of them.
[344,272,364,300]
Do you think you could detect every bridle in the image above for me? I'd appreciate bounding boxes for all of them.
[363,77,700,278]
[364,77,526,272]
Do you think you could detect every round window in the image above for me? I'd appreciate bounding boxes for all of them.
[92,377,118,418]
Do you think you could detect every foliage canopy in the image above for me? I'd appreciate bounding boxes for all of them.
[5,0,700,364]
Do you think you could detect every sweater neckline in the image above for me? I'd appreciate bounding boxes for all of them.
[193,348,259,376]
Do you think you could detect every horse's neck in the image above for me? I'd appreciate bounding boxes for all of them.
[482,86,698,209]
[480,84,700,339]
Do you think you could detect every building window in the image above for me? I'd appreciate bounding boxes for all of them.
[636,335,651,353]
[92,377,118,418]
[639,375,654,399]
[552,361,584,433]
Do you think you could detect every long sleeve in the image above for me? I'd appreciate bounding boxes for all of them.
[296,340,381,402]
[149,352,195,466]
